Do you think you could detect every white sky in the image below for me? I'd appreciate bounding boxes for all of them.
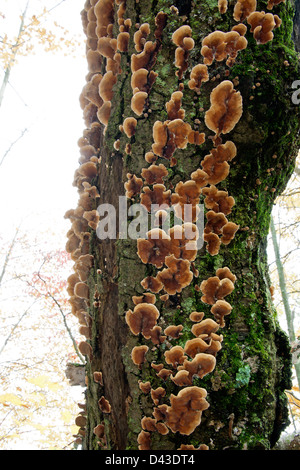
[0,0,86,243]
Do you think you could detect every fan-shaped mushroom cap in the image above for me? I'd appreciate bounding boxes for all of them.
[205,80,243,136]
[191,318,220,337]
[131,91,148,115]
[233,0,257,22]
[184,337,212,357]
[134,23,151,52]
[221,221,239,245]
[132,293,156,305]
[98,396,111,413]
[200,275,234,304]
[211,299,233,327]
[156,255,193,295]
[139,381,151,394]
[141,184,172,212]
[216,266,237,283]
[202,185,235,215]
[141,275,163,293]
[166,386,210,435]
[164,345,186,367]
[141,164,168,185]
[178,353,216,380]
[168,224,198,261]
[137,430,151,450]
[247,11,281,44]
[189,311,205,322]
[170,369,191,386]
[125,303,160,338]
[151,387,166,405]
[123,117,137,138]
[164,324,183,339]
[188,64,209,92]
[137,228,171,268]
[124,173,143,198]
[131,345,149,367]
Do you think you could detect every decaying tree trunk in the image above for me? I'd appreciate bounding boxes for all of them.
[66,0,300,450]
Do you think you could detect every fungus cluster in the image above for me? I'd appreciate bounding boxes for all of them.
[67,0,284,450]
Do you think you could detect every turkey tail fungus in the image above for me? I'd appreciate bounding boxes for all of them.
[66,0,299,451]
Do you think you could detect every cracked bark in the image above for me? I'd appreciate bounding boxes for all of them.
[75,0,300,450]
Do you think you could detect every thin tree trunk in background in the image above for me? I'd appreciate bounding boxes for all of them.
[0,2,29,108]
[66,0,300,450]
[270,215,300,389]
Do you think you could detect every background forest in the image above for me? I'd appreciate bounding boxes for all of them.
[0,0,299,450]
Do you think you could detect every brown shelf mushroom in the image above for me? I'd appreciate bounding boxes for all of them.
[165,386,210,435]
[124,173,143,199]
[205,80,243,138]
[137,430,151,450]
[123,117,137,138]
[211,299,233,327]
[189,311,205,323]
[98,396,111,414]
[131,345,149,368]
[156,255,194,295]
[200,275,235,305]
[247,11,282,44]
[233,0,257,23]
[126,303,160,338]
[188,64,209,92]
[137,228,171,269]
[164,324,183,339]
[151,387,166,405]
[164,345,186,368]
[178,353,217,381]
[141,164,168,185]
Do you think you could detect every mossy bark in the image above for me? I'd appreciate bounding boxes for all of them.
[81,0,300,450]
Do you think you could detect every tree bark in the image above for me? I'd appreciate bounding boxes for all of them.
[67,0,300,450]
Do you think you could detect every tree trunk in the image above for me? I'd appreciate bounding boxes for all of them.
[67,0,300,451]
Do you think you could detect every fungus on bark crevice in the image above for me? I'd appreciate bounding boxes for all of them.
[137,228,171,269]
[156,254,194,295]
[171,180,202,223]
[188,64,209,93]
[164,345,186,368]
[123,117,137,138]
[124,173,143,199]
[205,80,243,143]
[247,11,282,44]
[125,303,160,339]
[140,184,172,212]
[162,386,210,435]
[200,275,235,305]
[172,25,194,79]
[131,345,149,368]
[233,0,257,23]
[141,163,168,185]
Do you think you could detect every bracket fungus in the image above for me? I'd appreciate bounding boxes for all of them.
[131,345,149,368]
[247,11,282,44]
[137,228,171,269]
[200,275,235,305]
[126,303,160,339]
[205,80,243,140]
[164,386,210,435]
[156,255,194,295]
[233,0,257,22]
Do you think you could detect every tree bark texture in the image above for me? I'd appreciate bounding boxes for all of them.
[66,0,300,450]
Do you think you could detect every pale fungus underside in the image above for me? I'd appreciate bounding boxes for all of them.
[65,0,299,451]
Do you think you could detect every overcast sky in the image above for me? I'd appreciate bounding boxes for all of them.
[0,0,86,243]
